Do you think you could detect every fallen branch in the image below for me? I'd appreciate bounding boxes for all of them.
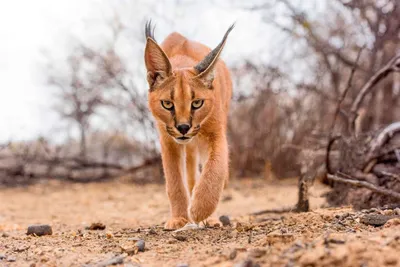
[327,173,400,200]
[369,122,400,156]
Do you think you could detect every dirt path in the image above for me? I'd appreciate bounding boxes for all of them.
[1,178,399,266]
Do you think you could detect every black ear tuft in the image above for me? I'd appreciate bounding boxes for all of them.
[194,23,235,74]
[145,20,156,42]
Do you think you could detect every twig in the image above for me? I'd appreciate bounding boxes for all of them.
[250,207,295,216]
[327,173,400,200]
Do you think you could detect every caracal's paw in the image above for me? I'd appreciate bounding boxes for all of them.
[190,197,218,223]
[203,217,222,227]
[164,217,189,230]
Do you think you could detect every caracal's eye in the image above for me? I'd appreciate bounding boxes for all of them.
[191,99,204,110]
[161,100,174,111]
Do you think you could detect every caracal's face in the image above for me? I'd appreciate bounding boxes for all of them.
[148,69,215,144]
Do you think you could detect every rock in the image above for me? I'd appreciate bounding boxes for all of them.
[360,214,392,227]
[248,248,266,258]
[173,234,187,241]
[177,264,189,267]
[219,215,231,226]
[229,249,237,260]
[120,239,145,255]
[87,222,106,230]
[234,259,260,267]
[14,245,30,252]
[96,255,125,267]
[0,254,5,260]
[148,228,157,235]
[7,256,16,262]
[1,233,9,238]
[136,240,145,252]
[384,218,400,228]
[27,225,52,236]
[394,208,400,215]
[382,209,395,216]
[106,232,114,239]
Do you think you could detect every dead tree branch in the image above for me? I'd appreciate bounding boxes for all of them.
[348,54,400,134]
[327,173,400,200]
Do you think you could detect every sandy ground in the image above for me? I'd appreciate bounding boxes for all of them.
[1,178,400,267]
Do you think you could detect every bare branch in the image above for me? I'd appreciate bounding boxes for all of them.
[327,173,400,200]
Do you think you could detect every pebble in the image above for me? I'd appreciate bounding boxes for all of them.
[177,264,189,267]
[248,248,266,258]
[0,254,5,260]
[87,222,106,230]
[96,255,125,267]
[234,259,260,267]
[173,234,187,241]
[136,240,145,252]
[360,214,391,227]
[395,208,400,215]
[27,225,53,236]
[229,249,237,260]
[7,256,16,262]
[219,215,231,226]
[382,209,395,216]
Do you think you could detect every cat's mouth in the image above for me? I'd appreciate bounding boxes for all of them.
[166,125,200,144]
[175,136,192,144]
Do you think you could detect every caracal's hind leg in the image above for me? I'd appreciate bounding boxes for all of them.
[190,135,229,223]
[186,143,199,195]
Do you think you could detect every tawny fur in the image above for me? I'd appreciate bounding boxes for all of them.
[144,24,233,229]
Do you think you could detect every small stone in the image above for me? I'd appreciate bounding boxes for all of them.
[167,238,178,244]
[382,209,395,216]
[148,228,157,235]
[106,232,113,239]
[96,255,125,267]
[27,225,52,236]
[360,214,391,227]
[394,208,400,215]
[219,215,231,226]
[384,218,400,228]
[135,240,145,252]
[229,249,237,260]
[7,256,16,262]
[1,232,9,238]
[173,234,187,241]
[234,259,260,267]
[87,222,106,230]
[14,245,30,252]
[177,264,189,267]
[248,248,266,258]
[0,254,5,260]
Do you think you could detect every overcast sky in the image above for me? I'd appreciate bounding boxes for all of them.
[0,0,326,142]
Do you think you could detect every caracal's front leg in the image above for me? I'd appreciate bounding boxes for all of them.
[160,134,190,229]
[186,142,199,195]
[190,135,228,223]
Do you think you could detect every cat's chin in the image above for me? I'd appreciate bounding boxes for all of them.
[174,137,193,145]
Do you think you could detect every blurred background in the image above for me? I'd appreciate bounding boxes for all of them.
[0,0,399,185]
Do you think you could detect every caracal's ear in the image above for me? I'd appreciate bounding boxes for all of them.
[194,24,235,88]
[144,20,172,90]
